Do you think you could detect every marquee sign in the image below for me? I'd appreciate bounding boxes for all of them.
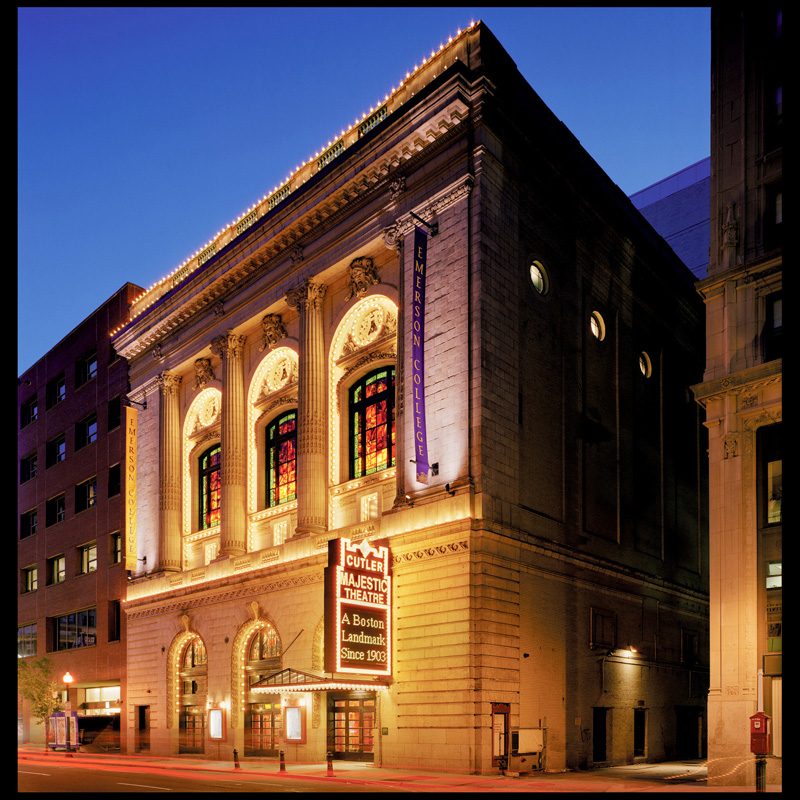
[324,537,392,676]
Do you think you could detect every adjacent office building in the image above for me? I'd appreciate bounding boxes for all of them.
[18,283,143,747]
[630,157,711,281]
[110,22,708,773]
[691,5,782,787]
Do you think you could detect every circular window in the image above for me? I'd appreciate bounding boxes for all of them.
[590,311,606,341]
[638,351,653,378]
[529,260,549,296]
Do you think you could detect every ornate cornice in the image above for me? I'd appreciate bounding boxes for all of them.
[114,98,471,363]
[692,360,782,406]
[383,172,473,248]
[125,570,324,620]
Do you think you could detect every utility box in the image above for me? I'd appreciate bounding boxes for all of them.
[508,729,544,773]
[750,712,771,755]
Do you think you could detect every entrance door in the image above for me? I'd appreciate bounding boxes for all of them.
[592,707,608,763]
[675,706,702,758]
[179,707,205,754]
[633,708,646,757]
[491,703,510,767]
[135,705,150,753]
[328,694,375,761]
[245,700,282,756]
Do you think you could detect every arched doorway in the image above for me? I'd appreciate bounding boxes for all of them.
[243,623,282,756]
[178,636,207,754]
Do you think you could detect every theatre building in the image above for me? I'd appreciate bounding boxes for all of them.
[113,22,708,772]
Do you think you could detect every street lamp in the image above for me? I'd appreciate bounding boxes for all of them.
[62,672,74,755]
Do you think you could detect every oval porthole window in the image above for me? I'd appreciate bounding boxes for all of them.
[529,260,549,296]
[638,351,653,378]
[590,311,606,341]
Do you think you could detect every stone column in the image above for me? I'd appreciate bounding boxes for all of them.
[285,279,328,538]
[210,330,248,556]
[157,371,182,572]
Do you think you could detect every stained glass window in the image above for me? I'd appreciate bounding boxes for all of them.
[350,367,395,479]
[182,637,207,668]
[247,624,282,662]
[199,444,221,529]
[267,411,297,507]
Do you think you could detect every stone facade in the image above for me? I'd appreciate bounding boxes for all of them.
[112,23,707,773]
[691,6,782,788]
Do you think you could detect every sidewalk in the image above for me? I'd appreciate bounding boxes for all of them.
[18,743,780,792]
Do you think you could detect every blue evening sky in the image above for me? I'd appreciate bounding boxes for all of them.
[18,7,710,374]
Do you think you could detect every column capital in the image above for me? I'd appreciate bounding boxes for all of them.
[285,279,327,313]
[157,371,183,395]
[210,330,247,359]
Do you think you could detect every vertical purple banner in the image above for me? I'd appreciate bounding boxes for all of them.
[412,226,430,483]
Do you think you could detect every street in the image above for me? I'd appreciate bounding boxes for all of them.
[18,747,780,793]
[18,754,408,793]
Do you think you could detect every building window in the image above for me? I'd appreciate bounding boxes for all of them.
[20,509,38,540]
[248,624,281,662]
[21,396,38,428]
[590,311,606,341]
[48,555,66,585]
[22,566,38,593]
[108,599,121,642]
[46,374,65,408]
[760,424,782,526]
[46,434,66,468]
[45,494,66,527]
[79,543,97,574]
[110,532,122,564]
[53,608,97,650]
[638,351,653,378]
[108,463,121,497]
[590,608,616,650]
[681,630,700,665]
[108,395,122,430]
[266,411,297,507]
[76,413,98,449]
[76,350,98,386]
[199,444,222,529]
[529,259,549,296]
[75,478,98,513]
[18,624,37,658]
[350,367,396,479]
[183,637,207,669]
[20,452,38,483]
[762,292,782,362]
[766,561,782,590]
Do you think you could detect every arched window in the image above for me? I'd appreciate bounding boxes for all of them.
[350,367,395,479]
[179,636,207,754]
[248,624,281,663]
[266,411,297,507]
[182,637,207,669]
[199,444,221,529]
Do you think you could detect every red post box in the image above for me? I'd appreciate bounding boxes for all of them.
[750,712,771,755]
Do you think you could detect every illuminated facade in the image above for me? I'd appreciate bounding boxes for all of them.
[17,283,143,747]
[113,22,708,772]
[692,6,782,787]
